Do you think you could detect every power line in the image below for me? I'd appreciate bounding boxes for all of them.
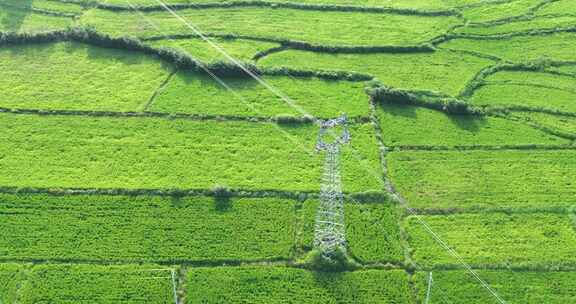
[126,2,507,303]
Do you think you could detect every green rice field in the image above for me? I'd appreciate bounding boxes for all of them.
[1,0,575,302]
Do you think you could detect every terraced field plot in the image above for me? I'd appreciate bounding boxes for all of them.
[0,194,298,262]
[260,49,494,95]
[389,150,576,209]
[0,5,72,32]
[80,7,459,46]
[470,71,576,112]
[0,113,381,192]
[413,270,576,303]
[187,267,413,303]
[0,264,174,303]
[1,0,575,302]
[405,212,576,267]
[0,41,171,112]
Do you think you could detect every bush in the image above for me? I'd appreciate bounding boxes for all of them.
[273,114,315,124]
[304,249,359,272]
[369,85,483,115]
[211,184,231,198]
[349,191,390,203]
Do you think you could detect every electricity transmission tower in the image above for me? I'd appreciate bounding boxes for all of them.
[314,114,350,259]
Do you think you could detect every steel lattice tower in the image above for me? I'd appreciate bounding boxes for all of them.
[314,115,350,258]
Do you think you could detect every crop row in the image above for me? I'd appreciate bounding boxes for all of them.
[456,14,576,36]
[0,112,382,192]
[469,70,576,114]
[3,189,575,269]
[187,266,413,303]
[4,262,576,303]
[0,263,174,303]
[79,6,460,47]
[0,193,401,263]
[0,40,371,118]
[405,212,576,269]
[440,32,576,62]
[412,269,576,303]
[375,103,568,147]
[388,149,576,210]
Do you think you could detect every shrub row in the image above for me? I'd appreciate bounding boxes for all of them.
[96,0,458,17]
[263,66,373,81]
[390,143,575,151]
[282,40,435,54]
[368,85,483,115]
[0,27,377,81]
[0,105,272,123]
[0,185,389,203]
[0,106,372,126]
[0,185,314,200]
[145,33,435,55]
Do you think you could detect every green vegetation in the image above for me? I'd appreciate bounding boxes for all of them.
[553,65,576,75]
[389,150,576,209]
[470,71,576,113]
[301,200,404,263]
[261,49,494,96]
[0,264,22,304]
[0,5,72,32]
[514,112,576,136]
[376,103,566,146]
[20,264,174,303]
[101,0,450,10]
[151,72,369,118]
[187,267,414,303]
[0,193,297,262]
[413,270,576,303]
[1,0,575,300]
[460,0,541,23]
[455,15,576,35]
[0,0,84,14]
[405,212,576,267]
[0,41,171,112]
[0,113,382,192]
[537,0,576,16]
[79,7,459,46]
[147,37,279,63]
[441,33,576,62]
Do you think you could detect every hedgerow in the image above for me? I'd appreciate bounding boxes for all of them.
[95,0,458,17]
[0,28,381,82]
[368,85,483,115]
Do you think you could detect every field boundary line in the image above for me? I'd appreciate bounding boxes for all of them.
[388,144,576,152]
[141,69,178,112]
[0,257,293,267]
[407,206,576,216]
[143,33,435,55]
[0,185,394,204]
[0,106,371,124]
[97,0,458,16]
